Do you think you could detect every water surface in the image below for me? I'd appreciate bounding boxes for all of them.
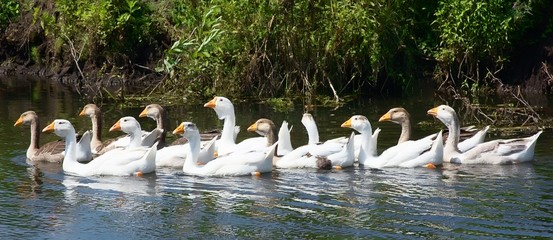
[1,76,552,238]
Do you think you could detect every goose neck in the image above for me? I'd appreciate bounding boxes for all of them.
[304,121,319,145]
[128,128,143,148]
[62,130,80,171]
[359,125,373,156]
[445,115,461,154]
[266,127,277,155]
[398,119,411,144]
[155,109,167,146]
[266,127,277,146]
[220,112,236,144]
[183,134,201,170]
[29,118,40,152]
[91,114,102,142]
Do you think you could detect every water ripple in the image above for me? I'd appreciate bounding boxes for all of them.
[1,154,552,238]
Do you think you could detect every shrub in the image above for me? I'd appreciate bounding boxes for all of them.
[432,0,533,90]
[158,0,433,99]
[0,0,19,30]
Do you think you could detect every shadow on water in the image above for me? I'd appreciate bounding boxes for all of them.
[1,75,553,238]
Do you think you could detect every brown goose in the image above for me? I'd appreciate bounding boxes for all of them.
[138,104,225,147]
[14,111,65,163]
[379,107,489,152]
[173,121,276,177]
[138,104,169,148]
[79,104,122,155]
[378,107,412,144]
[246,118,277,148]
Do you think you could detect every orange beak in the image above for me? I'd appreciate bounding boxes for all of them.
[109,120,122,132]
[78,108,87,116]
[379,112,391,122]
[14,116,23,127]
[247,122,257,132]
[42,122,55,133]
[341,118,352,128]
[204,97,217,108]
[139,107,148,118]
[427,107,439,116]
[173,123,185,135]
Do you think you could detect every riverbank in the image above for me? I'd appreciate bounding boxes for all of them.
[2,1,553,99]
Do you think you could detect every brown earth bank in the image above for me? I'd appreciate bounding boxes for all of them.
[0,2,165,100]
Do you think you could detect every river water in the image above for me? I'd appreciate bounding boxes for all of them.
[1,76,552,238]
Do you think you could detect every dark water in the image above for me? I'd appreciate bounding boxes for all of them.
[1,76,553,238]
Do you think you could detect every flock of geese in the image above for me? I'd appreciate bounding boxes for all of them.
[14,96,543,177]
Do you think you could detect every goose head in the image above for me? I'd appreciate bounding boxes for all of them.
[379,107,409,124]
[79,104,101,118]
[301,113,316,129]
[109,116,142,134]
[42,119,75,138]
[204,96,234,120]
[173,122,199,139]
[341,115,372,133]
[14,111,38,127]
[139,104,163,121]
[247,118,276,137]
[301,113,320,144]
[427,105,458,128]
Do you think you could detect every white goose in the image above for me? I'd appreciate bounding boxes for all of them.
[108,117,159,149]
[276,121,294,156]
[427,105,542,164]
[275,132,355,169]
[74,131,93,163]
[341,115,437,168]
[15,110,92,163]
[397,130,444,168]
[273,114,326,167]
[274,113,355,169]
[203,96,265,155]
[42,117,158,177]
[174,122,276,177]
[155,135,217,168]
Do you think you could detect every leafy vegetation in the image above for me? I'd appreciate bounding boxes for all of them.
[432,0,535,93]
[0,0,19,30]
[0,0,19,29]
[1,0,552,101]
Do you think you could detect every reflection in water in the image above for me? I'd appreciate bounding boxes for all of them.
[5,144,553,238]
[62,175,159,198]
[1,76,553,238]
